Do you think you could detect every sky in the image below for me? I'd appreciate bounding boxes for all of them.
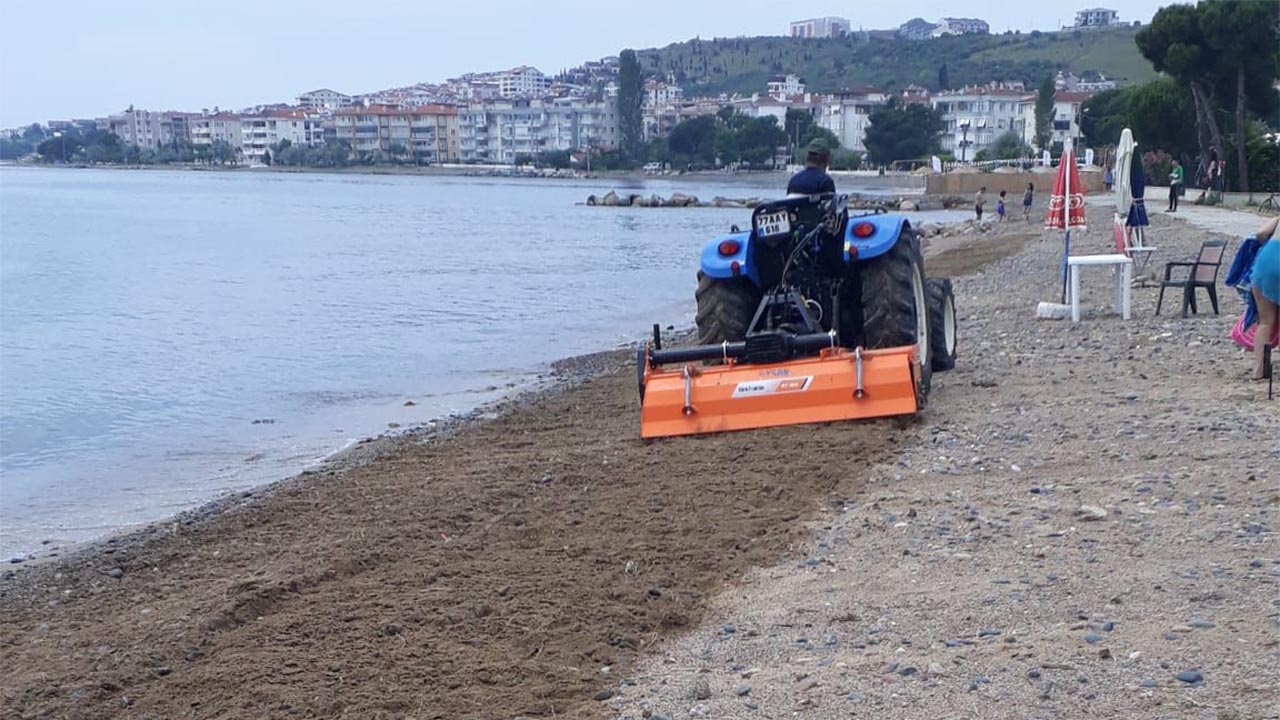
[0,0,1170,128]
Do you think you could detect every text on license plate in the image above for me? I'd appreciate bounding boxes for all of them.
[757,211,790,237]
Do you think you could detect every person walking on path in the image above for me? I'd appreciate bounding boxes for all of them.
[1250,216,1280,381]
[1104,166,1114,192]
[996,191,1007,222]
[975,186,986,222]
[1022,182,1034,222]
[1167,159,1184,212]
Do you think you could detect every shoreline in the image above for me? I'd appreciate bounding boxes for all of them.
[5,207,1274,718]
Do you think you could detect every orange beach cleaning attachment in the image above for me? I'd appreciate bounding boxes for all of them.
[639,344,922,439]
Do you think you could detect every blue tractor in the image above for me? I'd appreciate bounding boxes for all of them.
[639,194,957,438]
[697,193,956,380]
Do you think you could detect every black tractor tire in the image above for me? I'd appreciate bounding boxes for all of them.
[859,230,932,401]
[926,278,958,372]
[695,272,761,346]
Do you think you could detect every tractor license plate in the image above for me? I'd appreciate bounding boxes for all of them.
[756,211,790,238]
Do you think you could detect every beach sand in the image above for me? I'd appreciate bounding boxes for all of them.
[2,206,1275,719]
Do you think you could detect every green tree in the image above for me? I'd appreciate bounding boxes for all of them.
[974,131,1032,161]
[937,62,950,90]
[1125,78,1196,156]
[1034,75,1055,152]
[617,49,645,164]
[1196,0,1280,192]
[667,115,718,165]
[1080,88,1134,149]
[863,98,944,164]
[1136,4,1224,174]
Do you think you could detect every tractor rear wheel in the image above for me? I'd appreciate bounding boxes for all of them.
[695,272,760,346]
[926,278,958,372]
[859,230,932,400]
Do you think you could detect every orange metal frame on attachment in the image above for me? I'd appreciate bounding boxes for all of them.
[639,345,922,439]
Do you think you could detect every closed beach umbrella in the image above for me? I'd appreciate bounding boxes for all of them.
[1046,139,1087,301]
[1115,129,1135,217]
[1125,151,1149,239]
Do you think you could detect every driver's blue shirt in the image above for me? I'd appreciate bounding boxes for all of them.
[787,167,836,195]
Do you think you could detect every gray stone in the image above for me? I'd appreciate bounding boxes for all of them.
[736,685,751,696]
[592,688,613,701]
[109,568,124,579]
[1140,678,1157,688]
[1175,670,1203,684]
[1077,505,1108,521]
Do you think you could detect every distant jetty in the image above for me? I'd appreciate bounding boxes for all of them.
[582,190,964,212]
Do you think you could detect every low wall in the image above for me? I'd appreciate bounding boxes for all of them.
[926,170,1104,197]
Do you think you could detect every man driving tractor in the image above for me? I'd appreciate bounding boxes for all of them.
[787,138,836,196]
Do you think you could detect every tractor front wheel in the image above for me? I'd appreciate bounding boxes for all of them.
[859,230,933,401]
[695,272,760,346]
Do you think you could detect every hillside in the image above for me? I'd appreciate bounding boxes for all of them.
[637,27,1154,96]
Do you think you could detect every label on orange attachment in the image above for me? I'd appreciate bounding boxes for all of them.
[731,376,813,398]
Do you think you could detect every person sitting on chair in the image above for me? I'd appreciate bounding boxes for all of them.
[787,139,836,196]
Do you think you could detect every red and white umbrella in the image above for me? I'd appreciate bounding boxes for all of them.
[1045,139,1087,301]
[1045,138,1086,230]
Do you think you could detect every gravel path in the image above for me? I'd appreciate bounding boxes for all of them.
[609,206,1279,719]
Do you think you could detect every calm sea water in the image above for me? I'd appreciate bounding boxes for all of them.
[0,166,955,557]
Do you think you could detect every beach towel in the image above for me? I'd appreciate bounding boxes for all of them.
[1225,236,1260,292]
[1231,308,1279,352]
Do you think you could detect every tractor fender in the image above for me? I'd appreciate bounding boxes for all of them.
[846,214,912,262]
[699,230,759,285]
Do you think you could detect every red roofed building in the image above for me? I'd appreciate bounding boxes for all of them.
[333,105,460,163]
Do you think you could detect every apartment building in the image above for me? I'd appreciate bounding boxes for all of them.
[332,105,460,164]
[767,74,806,100]
[107,108,164,149]
[296,89,354,112]
[1049,92,1092,148]
[457,98,618,164]
[1074,8,1119,28]
[816,89,888,152]
[496,67,550,98]
[645,81,683,106]
[190,113,243,150]
[930,84,1034,161]
[789,17,850,38]
[933,17,990,36]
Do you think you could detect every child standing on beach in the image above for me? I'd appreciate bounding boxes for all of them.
[996,191,1007,222]
[1022,182,1034,222]
[975,187,986,221]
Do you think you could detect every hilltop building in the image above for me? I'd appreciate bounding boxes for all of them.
[789,17,850,38]
[296,89,354,112]
[1074,8,1120,28]
[899,16,989,39]
[767,74,806,100]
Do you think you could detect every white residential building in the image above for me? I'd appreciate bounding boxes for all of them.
[332,105,460,163]
[190,113,243,150]
[789,17,850,38]
[457,98,618,164]
[296,89,354,112]
[930,85,1034,161]
[645,81,683,106]
[108,108,163,149]
[239,112,328,163]
[1075,8,1119,28]
[816,89,888,152]
[932,17,990,37]
[767,74,805,100]
[496,67,550,98]
[1049,92,1092,148]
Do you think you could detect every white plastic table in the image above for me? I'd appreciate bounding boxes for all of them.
[1067,254,1133,323]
